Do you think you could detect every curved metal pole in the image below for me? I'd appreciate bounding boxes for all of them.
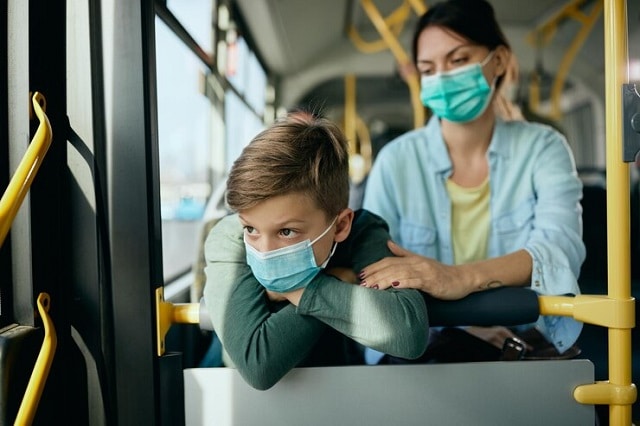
[359,0,425,129]
[14,293,57,425]
[347,2,411,54]
[0,92,52,247]
[549,1,602,119]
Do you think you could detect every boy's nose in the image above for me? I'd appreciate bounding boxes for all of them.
[256,238,279,253]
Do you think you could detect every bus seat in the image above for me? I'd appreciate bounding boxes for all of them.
[578,181,608,287]
[421,287,540,327]
[0,325,41,424]
[196,287,541,332]
[184,360,594,425]
[191,217,223,304]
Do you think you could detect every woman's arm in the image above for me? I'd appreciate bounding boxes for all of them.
[525,129,585,297]
[360,127,584,300]
[359,241,531,299]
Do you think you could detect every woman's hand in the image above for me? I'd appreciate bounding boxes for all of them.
[359,240,473,300]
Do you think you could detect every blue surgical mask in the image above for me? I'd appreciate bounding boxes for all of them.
[420,51,496,123]
[245,217,338,292]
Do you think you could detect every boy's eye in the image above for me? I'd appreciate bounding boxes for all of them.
[279,228,298,238]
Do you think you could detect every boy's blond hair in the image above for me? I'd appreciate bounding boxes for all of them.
[226,111,350,217]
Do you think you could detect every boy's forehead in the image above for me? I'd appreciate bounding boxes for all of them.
[240,192,329,227]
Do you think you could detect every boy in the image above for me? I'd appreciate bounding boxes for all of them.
[203,112,428,390]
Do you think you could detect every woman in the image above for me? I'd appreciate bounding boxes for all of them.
[361,0,585,359]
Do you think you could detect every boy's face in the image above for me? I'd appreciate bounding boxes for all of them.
[239,192,352,266]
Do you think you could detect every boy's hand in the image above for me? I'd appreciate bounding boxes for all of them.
[266,289,304,306]
[325,267,358,284]
[265,290,288,302]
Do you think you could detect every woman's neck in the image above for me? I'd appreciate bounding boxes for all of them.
[441,109,496,158]
[441,109,497,187]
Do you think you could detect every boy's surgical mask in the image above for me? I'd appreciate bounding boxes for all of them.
[420,51,496,123]
[245,217,338,293]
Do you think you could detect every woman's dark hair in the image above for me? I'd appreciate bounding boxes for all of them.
[412,0,511,86]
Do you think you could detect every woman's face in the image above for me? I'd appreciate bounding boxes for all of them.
[415,25,505,83]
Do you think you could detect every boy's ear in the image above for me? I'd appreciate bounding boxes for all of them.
[333,208,354,243]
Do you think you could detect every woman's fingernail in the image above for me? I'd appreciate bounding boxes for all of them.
[360,281,367,286]
[372,284,379,289]
[358,271,366,279]
[392,281,400,287]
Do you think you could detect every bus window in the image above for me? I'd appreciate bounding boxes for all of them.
[155,3,270,286]
[166,0,216,56]
[156,16,215,282]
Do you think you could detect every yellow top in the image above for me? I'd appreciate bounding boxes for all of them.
[446,178,490,265]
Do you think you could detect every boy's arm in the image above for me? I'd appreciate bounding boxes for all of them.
[202,214,327,390]
[296,210,429,359]
[296,279,429,359]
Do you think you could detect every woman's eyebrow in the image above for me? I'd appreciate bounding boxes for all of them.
[417,44,472,65]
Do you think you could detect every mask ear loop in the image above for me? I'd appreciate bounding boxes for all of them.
[311,216,339,268]
[482,50,501,104]
[480,50,496,67]
[309,216,339,246]
[319,242,338,268]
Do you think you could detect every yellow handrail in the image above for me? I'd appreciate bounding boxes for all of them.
[14,293,57,426]
[526,0,602,120]
[540,1,636,422]
[155,287,200,356]
[347,1,411,54]
[601,1,634,423]
[548,1,602,119]
[358,0,425,129]
[0,92,53,248]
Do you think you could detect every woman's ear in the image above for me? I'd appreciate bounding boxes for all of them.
[493,46,510,80]
[333,208,354,243]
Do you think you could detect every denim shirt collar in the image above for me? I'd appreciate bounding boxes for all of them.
[424,116,511,173]
[488,117,512,160]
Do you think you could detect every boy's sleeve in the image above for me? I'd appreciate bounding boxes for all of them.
[202,214,327,390]
[297,211,429,359]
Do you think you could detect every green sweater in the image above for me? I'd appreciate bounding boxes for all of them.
[203,210,429,390]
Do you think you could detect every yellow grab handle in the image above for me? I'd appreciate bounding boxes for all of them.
[14,293,57,426]
[155,287,200,356]
[0,92,53,248]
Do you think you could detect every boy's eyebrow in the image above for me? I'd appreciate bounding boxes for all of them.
[271,218,308,228]
[238,214,308,228]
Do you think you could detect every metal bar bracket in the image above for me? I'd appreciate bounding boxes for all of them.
[155,287,200,357]
[622,83,640,162]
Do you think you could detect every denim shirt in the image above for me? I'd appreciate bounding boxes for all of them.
[363,116,586,352]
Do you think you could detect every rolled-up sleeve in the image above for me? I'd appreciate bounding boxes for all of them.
[524,130,585,297]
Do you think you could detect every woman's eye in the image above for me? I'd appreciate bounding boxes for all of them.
[243,226,256,235]
[451,57,468,66]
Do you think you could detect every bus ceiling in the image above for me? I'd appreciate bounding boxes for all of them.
[233,0,617,120]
